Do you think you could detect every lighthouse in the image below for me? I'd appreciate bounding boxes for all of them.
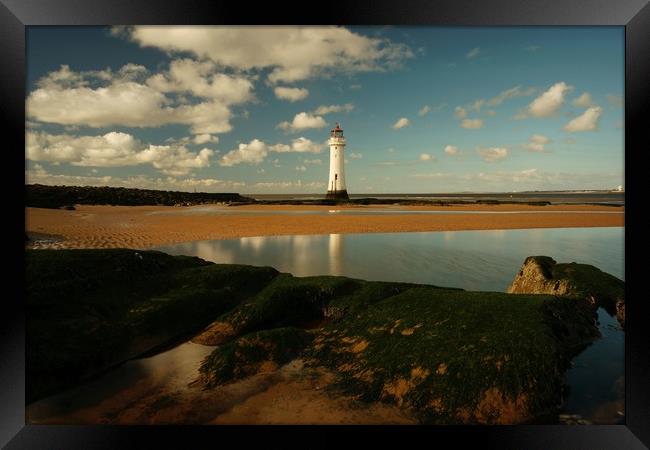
[325,122,349,200]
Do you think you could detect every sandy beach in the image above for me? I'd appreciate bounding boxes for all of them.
[25,203,624,249]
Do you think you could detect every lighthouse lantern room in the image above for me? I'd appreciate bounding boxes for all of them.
[325,122,350,201]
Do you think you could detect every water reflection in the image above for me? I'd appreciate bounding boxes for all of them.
[328,234,343,275]
[153,227,624,291]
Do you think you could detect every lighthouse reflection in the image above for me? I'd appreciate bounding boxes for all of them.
[328,234,343,275]
[153,227,623,290]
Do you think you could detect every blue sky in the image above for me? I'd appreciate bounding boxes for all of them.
[25,26,624,193]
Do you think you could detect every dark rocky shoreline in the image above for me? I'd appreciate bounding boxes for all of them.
[25,249,624,424]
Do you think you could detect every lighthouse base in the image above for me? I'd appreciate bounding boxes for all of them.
[325,190,350,201]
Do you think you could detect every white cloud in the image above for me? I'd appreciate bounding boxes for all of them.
[461,118,483,129]
[526,81,572,118]
[349,152,363,159]
[193,134,219,144]
[418,105,431,116]
[419,153,434,161]
[124,26,413,84]
[454,106,467,119]
[444,145,459,156]
[485,86,536,107]
[295,165,307,172]
[469,100,484,112]
[288,137,323,153]
[26,131,213,175]
[26,165,244,192]
[466,47,480,59]
[392,117,410,129]
[524,134,551,152]
[274,86,309,102]
[278,112,327,132]
[312,103,354,115]
[219,136,322,166]
[563,106,603,132]
[387,147,396,153]
[146,58,253,104]
[349,84,362,90]
[477,147,508,162]
[572,92,593,108]
[219,139,268,166]
[486,110,497,116]
[525,45,541,52]
[303,159,322,165]
[27,63,238,134]
[250,180,325,192]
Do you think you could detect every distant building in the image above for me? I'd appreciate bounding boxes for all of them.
[325,122,349,200]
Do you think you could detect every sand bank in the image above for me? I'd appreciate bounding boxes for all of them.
[26,204,624,249]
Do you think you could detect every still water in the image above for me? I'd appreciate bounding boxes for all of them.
[153,227,624,292]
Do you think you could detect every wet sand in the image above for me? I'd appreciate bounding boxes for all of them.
[26,204,624,249]
[28,358,416,425]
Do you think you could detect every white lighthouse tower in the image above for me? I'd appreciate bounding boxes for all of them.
[326,122,349,200]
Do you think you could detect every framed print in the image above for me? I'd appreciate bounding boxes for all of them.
[3,0,649,448]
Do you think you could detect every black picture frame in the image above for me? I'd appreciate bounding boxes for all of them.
[3,0,649,448]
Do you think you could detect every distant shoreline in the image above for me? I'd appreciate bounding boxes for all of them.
[26,184,624,209]
[26,203,624,250]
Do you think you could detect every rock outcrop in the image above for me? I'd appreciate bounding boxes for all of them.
[508,256,625,327]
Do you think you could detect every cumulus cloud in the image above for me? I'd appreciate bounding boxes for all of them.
[274,86,309,102]
[419,153,435,161]
[26,164,244,192]
[526,81,572,118]
[524,134,551,152]
[27,63,239,134]
[477,147,508,162]
[288,137,323,153]
[146,58,253,104]
[295,165,307,172]
[418,105,431,116]
[349,152,363,159]
[572,92,593,108]
[219,139,268,166]
[218,136,323,166]
[123,26,413,84]
[563,106,603,132]
[278,112,327,132]
[454,106,467,119]
[312,103,354,115]
[26,131,213,175]
[461,118,483,129]
[392,117,410,129]
[303,159,322,165]
[193,134,219,144]
[466,47,480,59]
[444,145,459,156]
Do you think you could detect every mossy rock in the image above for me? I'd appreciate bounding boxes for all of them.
[25,249,280,403]
[199,327,312,387]
[507,256,624,323]
[27,249,615,425]
[305,288,599,424]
